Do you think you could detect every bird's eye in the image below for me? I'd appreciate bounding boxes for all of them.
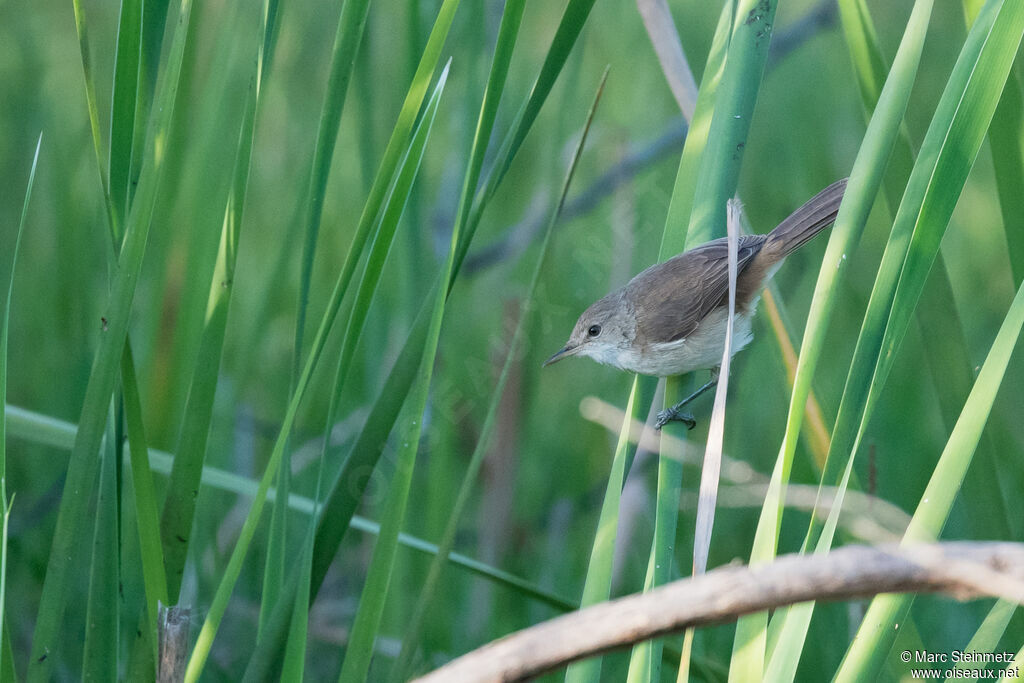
[588,324,602,337]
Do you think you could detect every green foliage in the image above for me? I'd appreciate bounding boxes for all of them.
[3,0,1024,680]
[1,135,40,683]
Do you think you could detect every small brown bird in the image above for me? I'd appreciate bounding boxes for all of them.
[544,178,847,428]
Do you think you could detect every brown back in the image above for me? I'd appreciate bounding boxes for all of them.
[630,234,767,346]
[630,178,847,347]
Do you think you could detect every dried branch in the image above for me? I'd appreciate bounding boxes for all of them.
[637,0,698,119]
[414,542,1024,682]
[580,395,911,541]
[157,603,191,683]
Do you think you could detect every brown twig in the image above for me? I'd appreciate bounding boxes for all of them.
[414,542,1024,682]
[157,603,191,683]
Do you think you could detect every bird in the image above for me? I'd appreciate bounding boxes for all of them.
[543,178,847,429]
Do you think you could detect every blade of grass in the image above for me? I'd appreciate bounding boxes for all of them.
[3,402,575,611]
[304,10,526,649]
[287,0,457,391]
[269,0,372,626]
[863,0,1024,488]
[254,0,289,640]
[917,261,1015,539]
[678,199,741,683]
[82,407,120,682]
[92,0,174,669]
[313,0,595,604]
[768,0,1024,676]
[290,0,373,375]
[1,134,40,683]
[1000,643,1024,682]
[801,0,991,538]
[109,23,189,683]
[624,6,732,681]
[121,342,167,662]
[798,5,1024,628]
[748,2,936,679]
[335,61,453,683]
[984,41,1024,287]
[145,0,256,446]
[282,420,329,683]
[264,0,460,631]
[72,4,163,667]
[27,0,196,676]
[279,531,315,680]
[109,0,142,230]
[693,200,740,577]
[659,0,731,256]
[684,0,776,249]
[133,0,171,196]
[337,292,434,681]
[0,132,39,518]
[781,3,1024,676]
[306,1,460,557]
[763,0,998,639]
[183,8,462,672]
[75,0,188,670]
[95,0,181,670]
[834,0,1014,604]
[945,600,1016,682]
[906,0,1019,585]
[321,41,459,403]
[631,1,780,680]
[648,0,836,473]
[452,0,599,277]
[241,2,597,675]
[836,273,1024,681]
[395,61,603,683]
[840,0,889,111]
[281,369,338,683]
[956,0,1024,539]
[160,0,278,604]
[563,376,654,683]
[265,0,368,635]
[69,0,119,243]
[990,84,1024,286]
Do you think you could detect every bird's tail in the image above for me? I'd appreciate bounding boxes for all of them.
[763,178,847,260]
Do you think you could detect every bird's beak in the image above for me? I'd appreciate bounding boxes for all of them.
[543,344,578,367]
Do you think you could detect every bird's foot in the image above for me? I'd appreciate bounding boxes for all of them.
[655,408,696,430]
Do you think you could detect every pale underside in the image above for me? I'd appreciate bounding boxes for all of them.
[581,304,756,377]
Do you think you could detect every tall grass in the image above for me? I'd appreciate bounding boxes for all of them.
[0,135,40,682]
[2,0,1024,680]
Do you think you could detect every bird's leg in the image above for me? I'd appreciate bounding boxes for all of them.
[655,373,719,430]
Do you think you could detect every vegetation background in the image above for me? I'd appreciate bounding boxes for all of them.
[1,0,1022,680]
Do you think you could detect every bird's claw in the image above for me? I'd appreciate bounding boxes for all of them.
[655,408,696,430]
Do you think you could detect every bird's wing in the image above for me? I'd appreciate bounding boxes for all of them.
[631,234,766,345]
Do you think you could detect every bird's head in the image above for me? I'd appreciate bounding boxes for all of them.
[543,291,635,370]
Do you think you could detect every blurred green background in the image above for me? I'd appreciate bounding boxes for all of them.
[2,0,1023,680]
